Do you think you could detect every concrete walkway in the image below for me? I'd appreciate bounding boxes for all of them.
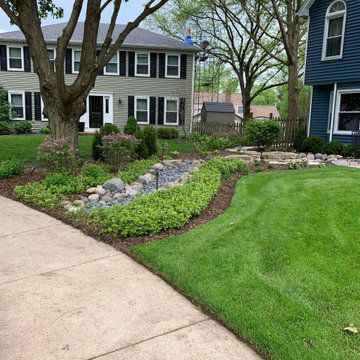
[0,196,261,360]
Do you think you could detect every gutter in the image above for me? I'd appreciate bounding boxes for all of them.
[329,83,338,142]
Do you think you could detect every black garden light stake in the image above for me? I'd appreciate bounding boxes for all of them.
[155,169,160,191]
[258,145,265,160]
[161,146,166,160]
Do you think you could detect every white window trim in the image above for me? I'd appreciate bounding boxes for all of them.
[327,90,334,133]
[165,54,180,79]
[72,49,81,74]
[40,98,48,122]
[321,0,347,61]
[135,52,150,77]
[104,51,119,76]
[333,88,360,135]
[164,97,179,126]
[8,91,25,120]
[135,96,150,124]
[7,45,24,71]
[47,47,56,70]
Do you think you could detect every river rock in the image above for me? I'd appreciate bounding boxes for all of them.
[86,187,96,194]
[103,178,125,192]
[151,163,165,171]
[88,194,100,201]
[126,188,138,196]
[321,154,328,160]
[113,193,129,199]
[95,186,106,196]
[136,176,148,185]
[307,154,315,160]
[315,153,322,159]
[73,200,85,207]
[144,173,155,182]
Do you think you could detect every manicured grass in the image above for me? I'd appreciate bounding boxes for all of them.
[158,138,195,153]
[0,135,93,164]
[132,167,360,360]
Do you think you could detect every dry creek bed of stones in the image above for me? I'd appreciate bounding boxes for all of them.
[63,159,202,213]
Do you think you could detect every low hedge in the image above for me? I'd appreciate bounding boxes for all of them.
[0,121,11,135]
[90,157,248,237]
[14,121,32,134]
[157,127,179,139]
[0,159,24,179]
[14,158,158,207]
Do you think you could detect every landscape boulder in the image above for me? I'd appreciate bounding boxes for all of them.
[315,153,322,159]
[88,194,100,201]
[95,186,106,196]
[307,154,315,160]
[103,178,125,192]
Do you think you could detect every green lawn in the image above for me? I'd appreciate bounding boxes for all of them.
[158,138,195,153]
[0,135,194,164]
[132,167,360,360]
[0,135,93,164]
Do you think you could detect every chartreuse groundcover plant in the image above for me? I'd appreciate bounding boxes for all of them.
[14,158,158,207]
[90,157,248,237]
[132,167,360,360]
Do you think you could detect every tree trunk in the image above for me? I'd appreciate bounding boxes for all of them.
[242,90,252,122]
[43,93,86,149]
[288,61,300,119]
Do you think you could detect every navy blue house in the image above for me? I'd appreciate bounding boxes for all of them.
[299,0,360,144]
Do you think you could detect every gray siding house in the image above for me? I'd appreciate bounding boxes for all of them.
[0,23,197,133]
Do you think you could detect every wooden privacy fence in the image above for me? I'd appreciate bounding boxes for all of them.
[192,116,308,148]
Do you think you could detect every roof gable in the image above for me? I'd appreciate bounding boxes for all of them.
[0,22,197,51]
[298,0,317,17]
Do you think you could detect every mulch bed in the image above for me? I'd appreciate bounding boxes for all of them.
[0,161,288,254]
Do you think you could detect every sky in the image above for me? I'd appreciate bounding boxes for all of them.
[0,0,147,33]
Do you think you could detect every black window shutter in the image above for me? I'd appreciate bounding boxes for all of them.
[119,51,126,76]
[158,97,164,125]
[0,45,7,71]
[24,46,31,72]
[34,92,41,120]
[179,98,186,125]
[65,48,72,74]
[159,53,165,78]
[128,96,134,118]
[97,50,103,75]
[180,54,187,79]
[150,97,156,124]
[150,53,157,78]
[128,52,135,77]
[25,92,32,121]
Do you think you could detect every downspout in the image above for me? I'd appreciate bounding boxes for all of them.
[307,87,313,137]
[190,53,195,134]
[329,83,337,142]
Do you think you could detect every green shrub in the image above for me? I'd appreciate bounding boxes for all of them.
[14,121,32,134]
[157,127,179,139]
[293,127,307,151]
[0,89,17,122]
[92,131,103,161]
[40,124,51,134]
[300,136,325,153]
[0,159,24,179]
[124,116,140,135]
[342,144,356,158]
[287,159,309,170]
[143,126,158,157]
[245,120,281,150]
[90,157,248,237]
[267,163,275,169]
[134,129,149,159]
[187,131,201,141]
[255,166,263,172]
[0,121,11,135]
[100,123,119,136]
[321,141,344,155]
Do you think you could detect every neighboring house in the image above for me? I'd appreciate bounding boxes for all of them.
[0,23,197,133]
[194,92,279,120]
[299,0,360,144]
[200,102,235,123]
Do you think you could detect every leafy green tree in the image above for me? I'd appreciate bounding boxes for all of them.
[251,86,277,106]
[0,0,169,147]
[0,89,17,122]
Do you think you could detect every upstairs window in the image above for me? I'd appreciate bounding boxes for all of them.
[166,54,180,78]
[104,52,119,75]
[47,49,55,70]
[135,53,149,76]
[8,47,23,71]
[73,50,81,73]
[323,1,346,60]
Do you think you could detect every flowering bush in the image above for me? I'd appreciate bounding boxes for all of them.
[37,137,80,173]
[101,132,141,171]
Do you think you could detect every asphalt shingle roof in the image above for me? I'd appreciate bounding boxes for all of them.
[202,102,235,113]
[0,22,197,51]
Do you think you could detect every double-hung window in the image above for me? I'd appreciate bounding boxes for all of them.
[336,92,360,132]
[47,48,56,70]
[9,91,25,120]
[8,46,23,71]
[323,1,346,60]
[135,96,149,124]
[73,50,81,73]
[105,52,119,75]
[165,98,179,125]
[165,54,180,78]
[135,53,149,76]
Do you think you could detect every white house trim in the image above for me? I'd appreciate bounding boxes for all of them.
[307,86,314,137]
[72,49,81,74]
[8,90,25,120]
[329,83,338,141]
[298,0,316,17]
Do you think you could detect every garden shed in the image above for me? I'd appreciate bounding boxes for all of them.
[201,102,235,123]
